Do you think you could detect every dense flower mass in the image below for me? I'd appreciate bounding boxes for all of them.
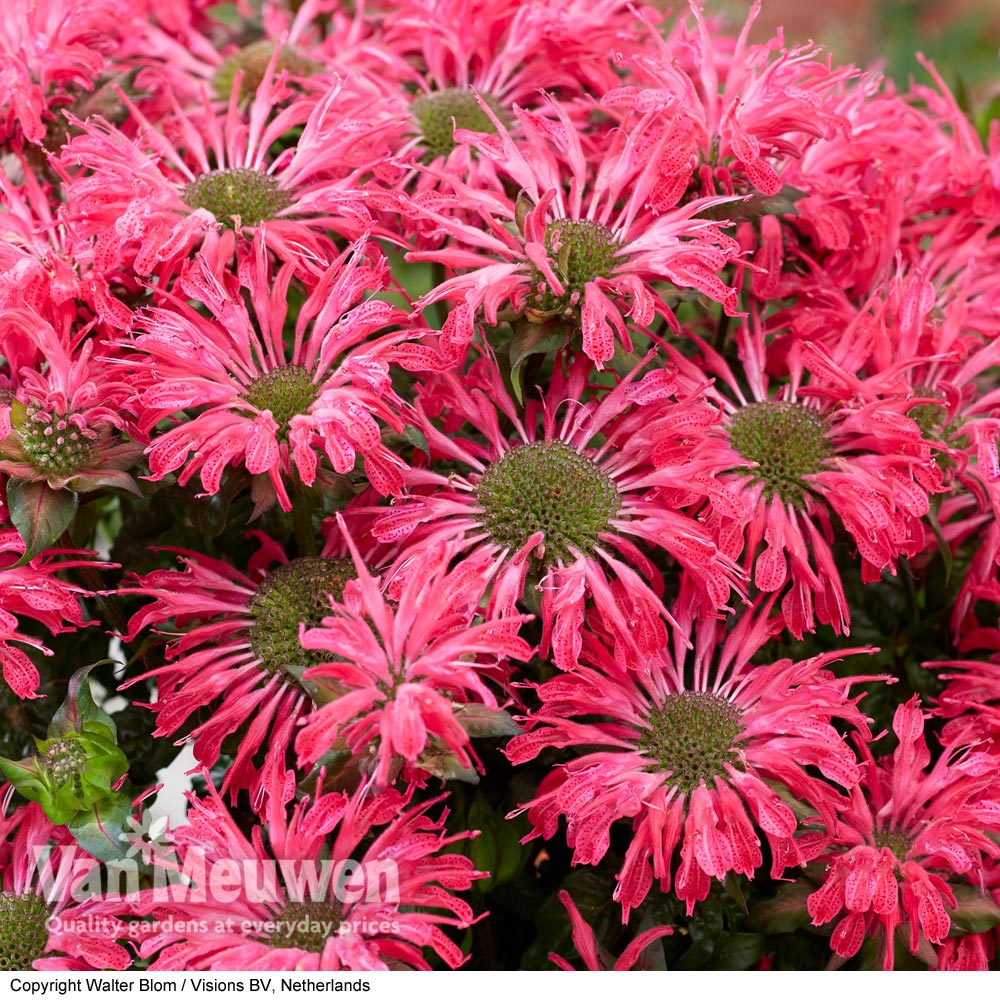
[3,0,1000,974]
[295,516,533,786]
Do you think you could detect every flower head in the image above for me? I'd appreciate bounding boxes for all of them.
[132,238,409,513]
[403,99,742,368]
[121,521,377,801]
[376,351,743,669]
[661,318,945,637]
[507,598,876,918]
[295,515,532,786]
[0,528,108,700]
[0,790,133,970]
[806,698,1000,970]
[0,311,142,494]
[0,0,137,147]
[136,775,485,971]
[59,70,398,279]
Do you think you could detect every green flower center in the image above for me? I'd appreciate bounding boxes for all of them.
[0,892,50,971]
[261,899,343,953]
[639,691,745,793]
[181,168,292,227]
[873,828,911,859]
[530,220,619,317]
[908,386,947,438]
[249,558,354,683]
[476,441,620,566]
[411,88,506,160]
[243,366,318,432]
[729,401,830,508]
[19,407,94,478]
[41,736,88,790]
[212,40,318,102]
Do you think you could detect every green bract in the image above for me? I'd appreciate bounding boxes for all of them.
[0,664,129,826]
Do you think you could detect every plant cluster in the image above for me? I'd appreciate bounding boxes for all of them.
[2,0,1000,972]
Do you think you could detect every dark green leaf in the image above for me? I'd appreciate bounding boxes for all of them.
[748,877,816,934]
[715,932,765,970]
[453,704,522,738]
[48,662,118,739]
[67,794,136,865]
[949,883,1000,934]
[7,480,77,564]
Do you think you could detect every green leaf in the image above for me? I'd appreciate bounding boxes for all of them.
[508,319,567,371]
[67,794,135,866]
[7,480,78,564]
[48,662,118,739]
[697,185,805,222]
[609,342,644,379]
[0,755,45,797]
[453,704,522,738]
[748,876,816,934]
[514,191,534,235]
[415,743,479,783]
[976,94,1000,142]
[714,932,765,970]
[467,798,497,879]
[507,318,567,405]
[949,884,1000,934]
[723,871,748,913]
[492,814,526,887]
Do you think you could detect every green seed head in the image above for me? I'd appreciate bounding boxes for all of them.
[530,220,619,317]
[259,899,342,953]
[249,557,354,682]
[243,366,318,432]
[476,441,620,566]
[908,387,947,438]
[19,407,93,478]
[0,892,50,971]
[639,691,745,793]
[873,828,911,860]
[728,401,830,508]
[410,88,506,160]
[41,737,89,792]
[212,40,318,102]
[181,168,292,228]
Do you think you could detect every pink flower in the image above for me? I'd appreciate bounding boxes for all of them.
[661,317,946,637]
[0,0,137,146]
[0,790,133,970]
[401,98,742,368]
[381,0,650,172]
[608,0,852,204]
[58,68,399,280]
[806,698,1000,970]
[374,351,743,670]
[120,520,376,801]
[132,238,409,513]
[0,528,107,699]
[136,775,485,971]
[548,889,673,971]
[0,309,142,494]
[295,515,532,786]
[507,597,876,918]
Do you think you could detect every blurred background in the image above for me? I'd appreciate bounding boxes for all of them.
[704,0,1000,94]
